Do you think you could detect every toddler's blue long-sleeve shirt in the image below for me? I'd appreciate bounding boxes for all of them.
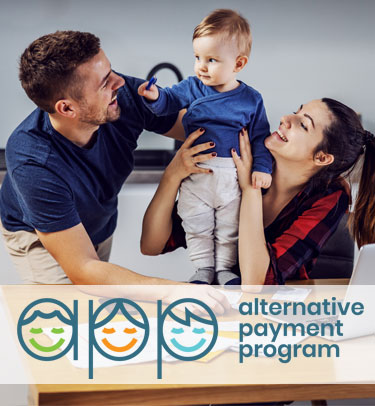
[143,76,272,174]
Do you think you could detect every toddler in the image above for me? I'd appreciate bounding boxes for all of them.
[138,9,272,285]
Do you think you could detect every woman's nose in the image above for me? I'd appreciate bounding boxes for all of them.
[280,115,292,129]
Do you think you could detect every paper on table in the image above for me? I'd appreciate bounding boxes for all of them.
[220,290,242,307]
[271,287,311,302]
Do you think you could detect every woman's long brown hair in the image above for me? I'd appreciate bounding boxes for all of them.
[349,138,375,248]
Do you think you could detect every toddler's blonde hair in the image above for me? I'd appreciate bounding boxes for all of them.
[193,9,252,57]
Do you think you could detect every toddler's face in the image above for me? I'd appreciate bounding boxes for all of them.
[193,35,240,92]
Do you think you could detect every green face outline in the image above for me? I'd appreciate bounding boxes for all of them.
[29,327,66,353]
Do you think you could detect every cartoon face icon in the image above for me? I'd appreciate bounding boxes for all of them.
[17,299,78,361]
[100,325,139,353]
[158,298,218,362]
[88,298,149,378]
[169,325,207,353]
[29,326,66,353]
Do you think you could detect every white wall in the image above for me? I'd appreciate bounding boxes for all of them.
[0,0,374,149]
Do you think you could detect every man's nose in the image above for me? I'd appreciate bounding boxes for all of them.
[113,73,125,89]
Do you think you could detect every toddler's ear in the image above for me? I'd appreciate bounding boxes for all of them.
[234,55,248,72]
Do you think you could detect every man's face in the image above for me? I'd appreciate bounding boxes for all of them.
[74,49,125,126]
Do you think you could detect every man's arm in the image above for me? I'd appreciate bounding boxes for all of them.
[36,223,230,312]
[162,109,186,142]
[36,223,174,286]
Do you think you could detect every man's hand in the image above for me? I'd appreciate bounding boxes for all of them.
[162,284,231,316]
[138,81,159,101]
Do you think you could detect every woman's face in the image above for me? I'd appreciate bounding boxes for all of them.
[265,99,333,163]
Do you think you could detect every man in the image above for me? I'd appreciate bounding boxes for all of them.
[0,31,188,287]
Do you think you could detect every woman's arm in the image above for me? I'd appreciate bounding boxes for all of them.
[141,128,216,255]
[232,128,271,286]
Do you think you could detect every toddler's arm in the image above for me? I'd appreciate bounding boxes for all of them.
[249,97,273,176]
[138,77,198,116]
[252,171,272,189]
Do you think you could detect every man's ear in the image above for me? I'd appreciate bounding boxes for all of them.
[234,55,248,72]
[314,150,334,167]
[54,99,77,118]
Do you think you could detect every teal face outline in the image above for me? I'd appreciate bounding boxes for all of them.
[157,298,218,379]
[17,298,78,362]
[88,298,149,379]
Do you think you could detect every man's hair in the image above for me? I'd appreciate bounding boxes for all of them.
[19,31,101,113]
[193,9,252,57]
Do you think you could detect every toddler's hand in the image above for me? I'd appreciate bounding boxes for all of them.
[252,171,272,189]
[137,81,159,101]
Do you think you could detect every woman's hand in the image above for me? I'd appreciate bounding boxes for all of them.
[141,127,215,256]
[165,127,216,183]
[231,128,253,191]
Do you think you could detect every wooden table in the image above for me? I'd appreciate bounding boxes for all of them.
[6,280,375,406]
[29,383,375,405]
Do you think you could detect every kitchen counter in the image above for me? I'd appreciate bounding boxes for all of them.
[0,169,164,185]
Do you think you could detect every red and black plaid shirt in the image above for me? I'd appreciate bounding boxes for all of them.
[162,179,350,285]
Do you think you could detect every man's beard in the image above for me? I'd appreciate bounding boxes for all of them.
[79,103,121,126]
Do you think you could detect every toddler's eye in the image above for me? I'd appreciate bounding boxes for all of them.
[195,56,200,61]
[209,58,216,63]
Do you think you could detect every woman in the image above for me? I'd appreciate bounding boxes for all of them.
[141,98,375,285]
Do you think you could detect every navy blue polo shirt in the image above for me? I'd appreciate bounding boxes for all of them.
[0,75,177,245]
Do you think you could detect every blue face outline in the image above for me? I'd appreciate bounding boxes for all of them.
[17,298,78,362]
[157,298,218,379]
[88,298,150,380]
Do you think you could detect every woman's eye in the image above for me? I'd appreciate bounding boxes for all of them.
[301,122,308,131]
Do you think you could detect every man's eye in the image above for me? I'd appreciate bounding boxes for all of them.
[103,81,109,89]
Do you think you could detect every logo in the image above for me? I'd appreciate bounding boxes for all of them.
[17,298,78,361]
[17,296,218,379]
[88,298,150,379]
[157,298,218,378]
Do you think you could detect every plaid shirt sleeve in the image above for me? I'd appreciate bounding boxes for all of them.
[161,202,186,254]
[264,188,350,285]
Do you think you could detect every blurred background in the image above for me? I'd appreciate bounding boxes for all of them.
[1,0,374,148]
